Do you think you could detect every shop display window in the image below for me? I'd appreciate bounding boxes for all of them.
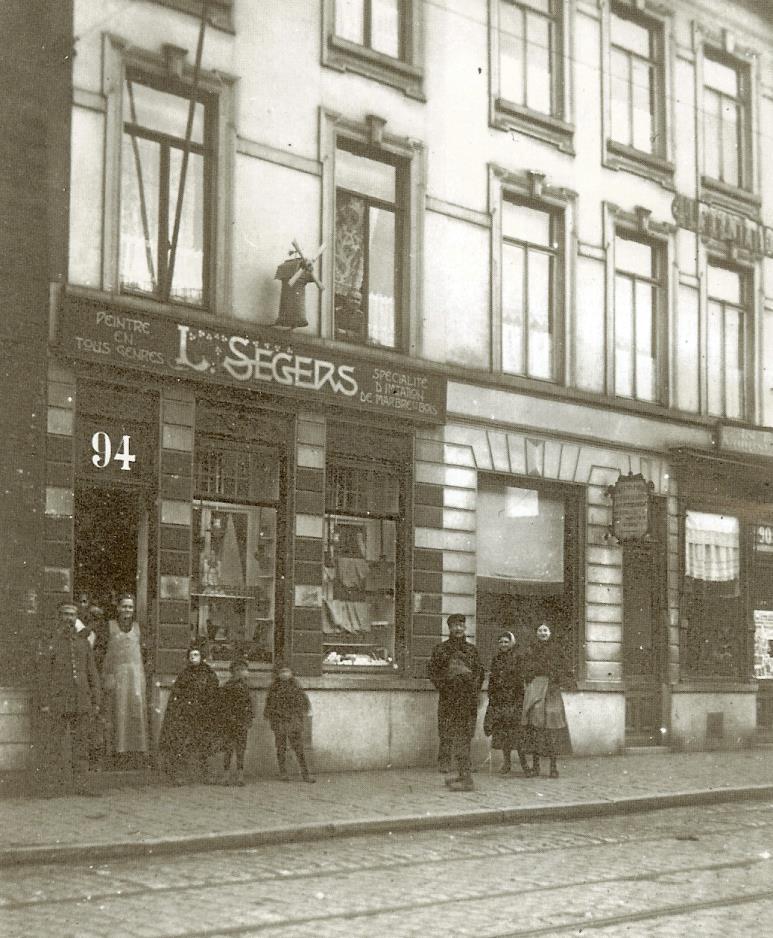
[322,458,401,668]
[475,475,581,668]
[192,440,280,663]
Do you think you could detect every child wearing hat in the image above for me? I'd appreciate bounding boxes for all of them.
[215,657,254,786]
[263,663,315,783]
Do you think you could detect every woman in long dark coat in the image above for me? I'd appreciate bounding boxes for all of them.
[521,622,568,778]
[158,643,219,784]
[486,631,529,776]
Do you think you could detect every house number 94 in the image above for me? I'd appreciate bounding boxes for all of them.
[91,431,137,471]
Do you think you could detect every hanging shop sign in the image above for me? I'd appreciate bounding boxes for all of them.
[56,297,447,424]
[672,194,773,259]
[606,471,654,542]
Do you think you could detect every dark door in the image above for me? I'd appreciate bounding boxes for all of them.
[622,500,666,745]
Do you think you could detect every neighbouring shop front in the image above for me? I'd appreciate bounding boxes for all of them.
[672,442,773,746]
[42,290,448,774]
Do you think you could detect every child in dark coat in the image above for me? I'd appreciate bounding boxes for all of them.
[263,663,315,783]
[215,657,254,786]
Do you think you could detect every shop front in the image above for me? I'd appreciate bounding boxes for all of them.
[42,289,448,774]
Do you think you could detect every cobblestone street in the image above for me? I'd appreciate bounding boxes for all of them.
[4,800,773,936]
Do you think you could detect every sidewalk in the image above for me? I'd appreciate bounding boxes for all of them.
[2,748,773,867]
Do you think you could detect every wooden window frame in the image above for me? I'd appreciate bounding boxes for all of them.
[321,0,425,100]
[102,35,235,316]
[705,259,753,422]
[489,0,574,154]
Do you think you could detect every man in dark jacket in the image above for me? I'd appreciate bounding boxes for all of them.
[427,613,484,789]
[37,600,102,795]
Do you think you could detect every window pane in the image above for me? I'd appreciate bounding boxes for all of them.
[610,13,650,57]
[703,89,721,179]
[477,483,565,582]
[502,241,525,375]
[725,306,744,419]
[367,206,396,348]
[124,79,204,144]
[335,191,366,339]
[707,299,723,416]
[708,265,741,304]
[168,149,204,304]
[615,275,634,398]
[335,0,365,45]
[616,237,652,277]
[525,12,552,114]
[527,249,552,379]
[634,280,655,401]
[675,284,700,413]
[371,0,400,58]
[632,59,654,152]
[704,57,738,97]
[499,2,525,105]
[610,49,632,145]
[721,99,740,186]
[336,146,395,203]
[192,502,276,664]
[502,200,551,245]
[119,135,160,296]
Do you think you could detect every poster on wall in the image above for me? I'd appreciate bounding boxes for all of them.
[753,610,773,680]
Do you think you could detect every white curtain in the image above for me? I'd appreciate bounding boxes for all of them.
[685,511,739,582]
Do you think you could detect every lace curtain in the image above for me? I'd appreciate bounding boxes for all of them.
[685,511,739,582]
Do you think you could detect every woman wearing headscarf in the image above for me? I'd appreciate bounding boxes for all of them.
[521,622,568,778]
[485,631,529,776]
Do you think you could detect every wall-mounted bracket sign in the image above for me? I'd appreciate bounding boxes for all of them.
[56,296,447,424]
[606,471,654,542]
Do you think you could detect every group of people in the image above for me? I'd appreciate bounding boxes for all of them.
[429,614,569,792]
[36,598,315,794]
[158,645,315,786]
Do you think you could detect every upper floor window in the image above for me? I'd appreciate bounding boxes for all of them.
[323,0,424,99]
[334,142,401,349]
[707,263,748,420]
[501,200,559,381]
[703,53,749,191]
[335,0,402,58]
[609,8,663,155]
[490,0,572,152]
[614,234,664,403]
[120,73,212,307]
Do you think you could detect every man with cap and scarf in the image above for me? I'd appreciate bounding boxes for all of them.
[37,600,102,795]
[427,613,484,790]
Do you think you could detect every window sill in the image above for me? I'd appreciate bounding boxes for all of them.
[700,176,761,219]
[605,140,674,190]
[492,98,574,154]
[149,0,234,33]
[671,680,757,693]
[323,35,425,101]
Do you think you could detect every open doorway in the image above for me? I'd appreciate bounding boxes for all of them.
[74,486,144,615]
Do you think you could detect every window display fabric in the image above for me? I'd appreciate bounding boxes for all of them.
[102,620,149,753]
[685,511,740,582]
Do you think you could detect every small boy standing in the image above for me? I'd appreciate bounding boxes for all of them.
[263,663,315,783]
[217,657,254,786]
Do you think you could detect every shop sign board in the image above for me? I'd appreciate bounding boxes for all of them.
[607,471,654,542]
[56,297,447,424]
[672,193,773,259]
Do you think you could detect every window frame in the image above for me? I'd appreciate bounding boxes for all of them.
[489,0,574,153]
[321,110,425,354]
[489,166,574,384]
[475,471,585,681]
[704,258,753,422]
[102,35,235,316]
[603,1,673,187]
[696,28,760,215]
[321,0,425,100]
[612,229,667,404]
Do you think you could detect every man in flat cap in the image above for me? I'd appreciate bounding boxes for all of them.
[37,600,102,795]
[428,613,484,791]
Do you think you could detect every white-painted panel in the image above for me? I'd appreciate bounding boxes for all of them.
[69,106,103,287]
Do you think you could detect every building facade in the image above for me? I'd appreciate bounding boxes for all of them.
[5,0,773,773]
